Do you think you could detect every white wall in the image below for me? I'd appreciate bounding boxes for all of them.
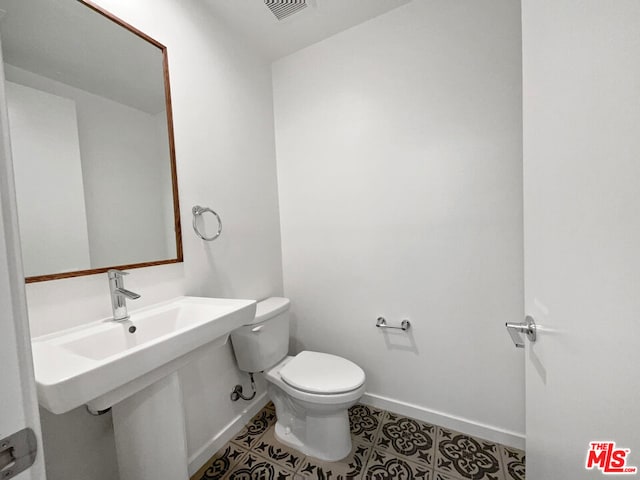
[6,81,91,276]
[273,0,524,445]
[5,64,173,269]
[20,0,283,478]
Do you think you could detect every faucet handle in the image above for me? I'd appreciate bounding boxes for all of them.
[108,269,129,279]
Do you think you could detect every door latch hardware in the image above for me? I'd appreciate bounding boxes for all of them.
[505,315,537,348]
[0,428,37,479]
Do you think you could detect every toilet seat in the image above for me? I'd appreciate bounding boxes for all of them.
[280,351,365,394]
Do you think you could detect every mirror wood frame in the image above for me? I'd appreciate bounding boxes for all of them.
[24,0,183,283]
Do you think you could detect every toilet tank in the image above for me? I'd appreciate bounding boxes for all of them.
[230,297,290,373]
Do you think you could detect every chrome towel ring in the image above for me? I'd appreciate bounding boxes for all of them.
[192,205,222,241]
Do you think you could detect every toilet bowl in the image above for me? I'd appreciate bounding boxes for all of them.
[230,298,366,461]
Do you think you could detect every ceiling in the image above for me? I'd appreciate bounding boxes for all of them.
[201,0,413,61]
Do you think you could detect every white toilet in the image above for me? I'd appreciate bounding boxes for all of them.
[230,297,366,461]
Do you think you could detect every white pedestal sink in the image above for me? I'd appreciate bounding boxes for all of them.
[31,296,256,480]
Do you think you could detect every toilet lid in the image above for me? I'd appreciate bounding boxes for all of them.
[280,351,365,394]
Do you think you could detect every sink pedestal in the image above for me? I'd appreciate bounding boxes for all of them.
[112,372,189,480]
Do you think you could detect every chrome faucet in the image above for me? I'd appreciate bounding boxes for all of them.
[108,269,141,321]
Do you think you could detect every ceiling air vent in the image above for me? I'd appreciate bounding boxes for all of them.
[265,0,308,21]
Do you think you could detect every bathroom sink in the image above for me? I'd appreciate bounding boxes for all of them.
[31,296,256,414]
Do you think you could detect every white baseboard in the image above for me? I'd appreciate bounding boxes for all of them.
[361,393,525,450]
[188,392,269,476]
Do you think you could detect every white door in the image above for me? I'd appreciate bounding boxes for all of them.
[0,35,46,480]
[522,1,640,478]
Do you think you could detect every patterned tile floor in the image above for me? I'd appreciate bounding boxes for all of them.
[191,402,525,480]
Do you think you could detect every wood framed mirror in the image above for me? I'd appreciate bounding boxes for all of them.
[0,0,183,282]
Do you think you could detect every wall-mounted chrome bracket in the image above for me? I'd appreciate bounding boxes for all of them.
[505,315,537,348]
[376,317,411,331]
[0,428,37,480]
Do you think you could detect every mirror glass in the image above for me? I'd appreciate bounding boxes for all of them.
[0,0,182,282]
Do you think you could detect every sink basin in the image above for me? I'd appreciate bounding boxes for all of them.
[31,296,256,414]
